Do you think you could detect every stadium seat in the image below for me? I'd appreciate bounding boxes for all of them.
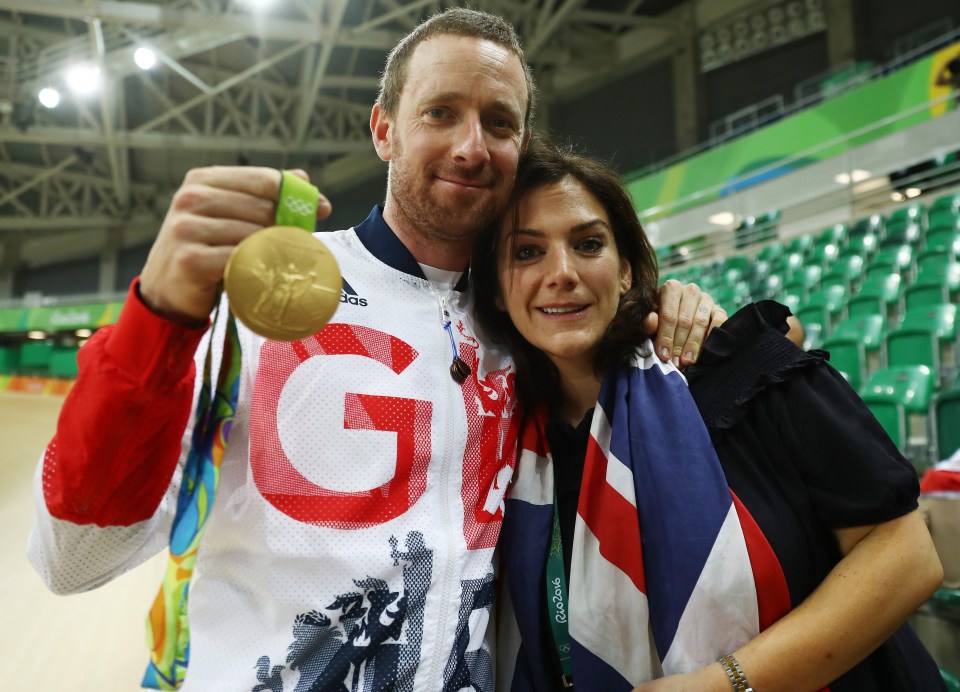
[886,202,927,230]
[797,284,846,335]
[865,244,913,282]
[773,251,805,280]
[756,242,784,263]
[785,232,814,258]
[881,219,921,247]
[932,382,960,462]
[782,265,823,300]
[808,242,840,268]
[923,221,960,254]
[929,191,960,216]
[904,261,960,311]
[942,667,960,692]
[850,214,884,238]
[846,272,902,324]
[822,314,886,390]
[884,303,958,381]
[839,233,877,260]
[815,223,848,249]
[820,254,864,291]
[860,365,935,462]
[928,209,960,234]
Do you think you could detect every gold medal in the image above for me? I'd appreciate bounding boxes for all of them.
[224,225,342,342]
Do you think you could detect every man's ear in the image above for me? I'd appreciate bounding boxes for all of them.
[370,104,392,162]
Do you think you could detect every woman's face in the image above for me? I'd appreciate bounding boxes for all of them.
[496,176,632,373]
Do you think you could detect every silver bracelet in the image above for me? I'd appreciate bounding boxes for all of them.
[718,654,754,692]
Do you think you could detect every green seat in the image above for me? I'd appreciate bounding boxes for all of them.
[933,386,960,461]
[850,214,884,238]
[846,272,902,323]
[942,667,960,692]
[779,292,802,313]
[782,265,823,301]
[723,256,751,274]
[816,223,848,249]
[756,241,784,263]
[929,192,960,215]
[822,314,886,390]
[924,223,960,254]
[18,341,54,373]
[785,233,814,258]
[820,254,864,291]
[751,273,783,300]
[881,219,921,247]
[773,252,805,280]
[809,242,840,268]
[904,262,960,311]
[796,284,847,336]
[886,202,926,230]
[735,211,780,248]
[884,304,958,378]
[927,209,960,234]
[839,233,877,260]
[860,365,935,456]
[865,244,913,281]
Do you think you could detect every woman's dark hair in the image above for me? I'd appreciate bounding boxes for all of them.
[471,135,659,410]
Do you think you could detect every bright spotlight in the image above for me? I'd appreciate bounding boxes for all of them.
[38,87,60,108]
[66,66,101,95]
[134,47,157,70]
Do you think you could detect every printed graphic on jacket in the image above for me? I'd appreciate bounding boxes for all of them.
[250,532,494,692]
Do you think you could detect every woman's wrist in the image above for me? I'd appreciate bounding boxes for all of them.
[717,654,754,692]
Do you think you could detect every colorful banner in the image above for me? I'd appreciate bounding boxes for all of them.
[0,375,73,395]
[0,301,122,333]
[627,40,960,218]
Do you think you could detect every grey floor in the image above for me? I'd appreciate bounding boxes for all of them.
[1,391,165,691]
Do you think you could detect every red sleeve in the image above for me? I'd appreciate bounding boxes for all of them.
[42,279,208,527]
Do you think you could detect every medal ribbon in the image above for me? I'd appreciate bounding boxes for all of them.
[546,489,575,688]
[142,171,320,689]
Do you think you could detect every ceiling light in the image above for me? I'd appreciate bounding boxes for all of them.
[27,330,46,340]
[890,191,905,202]
[75,328,93,338]
[38,87,60,108]
[833,169,870,185]
[66,66,101,95]
[134,47,157,70]
[709,211,736,225]
[905,187,922,198]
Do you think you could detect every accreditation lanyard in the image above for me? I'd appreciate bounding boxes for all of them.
[545,489,575,688]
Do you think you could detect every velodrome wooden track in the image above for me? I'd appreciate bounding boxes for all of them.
[1,391,165,691]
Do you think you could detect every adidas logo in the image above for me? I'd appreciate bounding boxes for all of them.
[340,278,368,307]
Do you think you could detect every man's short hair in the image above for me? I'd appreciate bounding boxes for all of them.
[377,8,536,134]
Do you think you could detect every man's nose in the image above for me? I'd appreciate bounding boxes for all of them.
[451,115,491,167]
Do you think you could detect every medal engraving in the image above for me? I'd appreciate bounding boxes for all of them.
[224,226,342,341]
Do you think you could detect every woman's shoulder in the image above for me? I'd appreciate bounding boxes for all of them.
[685,301,826,430]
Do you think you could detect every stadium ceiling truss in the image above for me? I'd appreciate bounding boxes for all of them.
[0,0,688,248]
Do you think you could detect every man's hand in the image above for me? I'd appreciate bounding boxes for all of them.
[139,166,333,325]
[643,279,728,367]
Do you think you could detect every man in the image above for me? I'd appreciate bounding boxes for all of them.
[28,9,722,691]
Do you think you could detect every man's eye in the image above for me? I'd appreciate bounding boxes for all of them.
[426,108,446,119]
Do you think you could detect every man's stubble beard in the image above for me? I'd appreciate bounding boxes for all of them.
[388,138,510,250]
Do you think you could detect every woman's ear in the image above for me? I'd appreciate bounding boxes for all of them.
[494,294,506,312]
[619,259,633,295]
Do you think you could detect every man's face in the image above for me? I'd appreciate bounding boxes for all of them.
[373,35,528,262]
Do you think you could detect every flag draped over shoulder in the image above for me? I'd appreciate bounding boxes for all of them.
[498,343,791,691]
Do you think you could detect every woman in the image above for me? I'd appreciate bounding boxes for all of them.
[471,137,945,691]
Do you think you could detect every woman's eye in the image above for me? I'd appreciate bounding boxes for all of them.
[514,246,539,261]
[578,237,604,253]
